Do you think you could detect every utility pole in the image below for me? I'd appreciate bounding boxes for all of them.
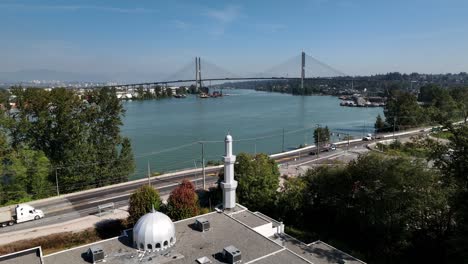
[282,128,285,152]
[393,117,397,141]
[316,124,320,158]
[147,161,151,186]
[347,133,350,152]
[200,142,206,189]
[55,167,60,196]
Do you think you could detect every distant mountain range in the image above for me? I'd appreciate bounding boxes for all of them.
[0,69,165,83]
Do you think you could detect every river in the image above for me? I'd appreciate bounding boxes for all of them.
[121,89,382,179]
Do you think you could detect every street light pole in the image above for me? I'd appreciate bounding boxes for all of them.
[316,124,320,158]
[282,128,285,152]
[347,133,350,152]
[55,167,60,196]
[147,160,151,186]
[200,142,206,189]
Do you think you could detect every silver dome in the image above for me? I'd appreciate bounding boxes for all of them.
[133,209,176,252]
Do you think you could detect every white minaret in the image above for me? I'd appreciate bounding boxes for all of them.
[221,134,237,209]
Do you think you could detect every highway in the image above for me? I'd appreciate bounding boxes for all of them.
[0,128,428,233]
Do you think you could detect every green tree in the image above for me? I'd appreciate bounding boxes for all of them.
[313,126,330,146]
[166,180,199,221]
[4,87,132,194]
[384,90,424,129]
[234,153,279,211]
[374,114,386,131]
[430,124,468,261]
[450,87,468,122]
[166,87,173,97]
[115,137,135,182]
[302,154,452,263]
[276,177,306,225]
[154,86,163,98]
[128,185,162,224]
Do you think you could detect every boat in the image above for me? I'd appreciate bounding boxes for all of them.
[173,94,187,98]
[199,93,209,98]
[212,91,223,98]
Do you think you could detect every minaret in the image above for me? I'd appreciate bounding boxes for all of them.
[221,134,237,209]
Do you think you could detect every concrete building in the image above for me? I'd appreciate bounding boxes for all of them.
[0,134,366,264]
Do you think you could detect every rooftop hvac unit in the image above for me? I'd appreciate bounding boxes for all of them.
[223,245,241,264]
[87,246,105,263]
[195,217,210,232]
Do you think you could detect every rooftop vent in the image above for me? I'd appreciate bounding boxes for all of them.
[195,217,210,232]
[196,256,213,264]
[86,246,105,263]
[223,245,241,264]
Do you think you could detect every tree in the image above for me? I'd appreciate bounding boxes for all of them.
[302,154,452,263]
[418,84,442,103]
[234,153,279,211]
[115,137,135,182]
[166,180,199,221]
[188,85,197,94]
[276,177,306,225]
[128,185,162,224]
[430,123,468,262]
[384,90,424,129]
[313,126,330,146]
[450,87,468,122]
[154,86,163,98]
[165,87,173,97]
[375,114,386,132]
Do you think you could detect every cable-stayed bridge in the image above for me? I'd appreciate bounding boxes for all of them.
[98,52,354,89]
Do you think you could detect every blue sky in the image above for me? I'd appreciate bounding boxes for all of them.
[1,0,468,80]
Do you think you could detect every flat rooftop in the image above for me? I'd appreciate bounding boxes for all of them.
[230,210,270,228]
[0,247,43,264]
[38,205,364,264]
[280,234,366,264]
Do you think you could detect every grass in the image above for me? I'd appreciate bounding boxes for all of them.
[431,131,453,140]
[376,138,432,158]
[0,219,127,256]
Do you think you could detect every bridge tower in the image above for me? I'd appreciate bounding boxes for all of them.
[198,57,202,90]
[195,57,203,92]
[195,57,198,91]
[301,51,305,91]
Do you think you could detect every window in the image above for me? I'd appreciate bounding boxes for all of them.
[147,244,152,250]
[156,243,161,249]
[163,241,168,247]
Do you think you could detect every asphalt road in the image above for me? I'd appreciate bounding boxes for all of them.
[0,129,426,233]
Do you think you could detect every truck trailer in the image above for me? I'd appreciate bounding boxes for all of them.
[0,204,45,227]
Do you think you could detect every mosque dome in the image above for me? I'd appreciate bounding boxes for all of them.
[133,208,176,252]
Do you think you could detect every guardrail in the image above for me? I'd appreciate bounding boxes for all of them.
[97,202,114,217]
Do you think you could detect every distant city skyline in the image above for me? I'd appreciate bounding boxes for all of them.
[1,0,468,81]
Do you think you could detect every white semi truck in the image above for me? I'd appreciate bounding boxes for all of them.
[0,204,45,227]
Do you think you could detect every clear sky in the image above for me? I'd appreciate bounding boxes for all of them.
[1,0,468,80]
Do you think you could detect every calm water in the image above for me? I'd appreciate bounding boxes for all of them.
[121,89,382,179]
